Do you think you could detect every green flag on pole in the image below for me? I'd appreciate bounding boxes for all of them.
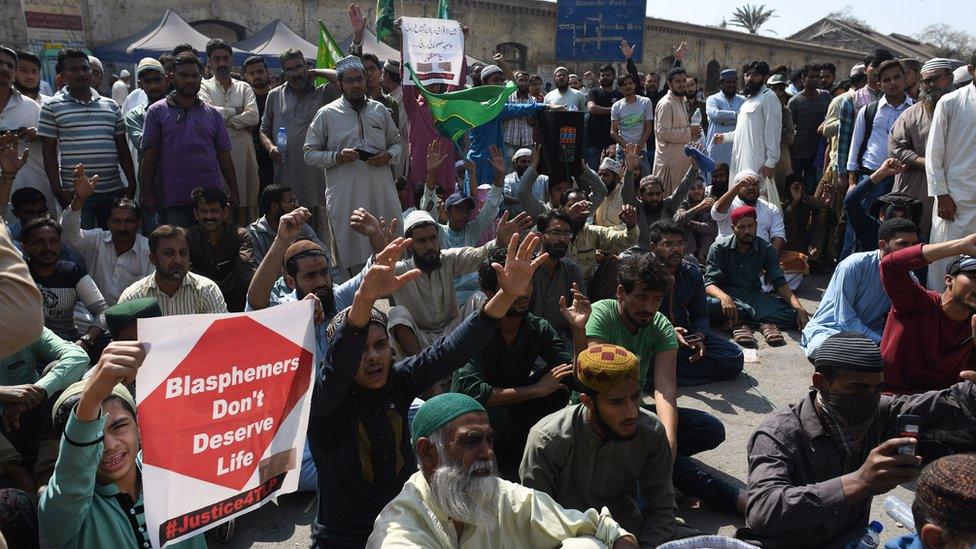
[405,62,516,142]
[316,21,345,87]
[437,0,451,19]
[375,0,395,42]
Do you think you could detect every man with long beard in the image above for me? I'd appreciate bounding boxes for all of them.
[521,344,677,546]
[368,392,640,548]
[713,61,782,180]
[889,58,956,242]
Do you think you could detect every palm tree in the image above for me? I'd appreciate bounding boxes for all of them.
[728,4,777,34]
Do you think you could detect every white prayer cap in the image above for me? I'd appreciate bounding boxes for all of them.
[119,69,130,79]
[404,209,437,233]
[599,157,622,175]
[480,65,503,80]
[335,55,365,77]
[512,148,532,164]
[88,55,103,73]
[921,58,954,73]
[733,169,760,185]
[954,65,973,86]
[553,66,569,75]
[849,63,866,77]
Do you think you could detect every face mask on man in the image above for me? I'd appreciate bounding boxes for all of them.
[819,388,881,426]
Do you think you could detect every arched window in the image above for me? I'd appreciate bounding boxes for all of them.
[496,42,527,70]
[191,19,246,44]
[705,60,721,94]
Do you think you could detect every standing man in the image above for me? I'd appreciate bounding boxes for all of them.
[199,39,260,225]
[242,55,275,189]
[111,70,129,106]
[261,48,340,243]
[713,61,782,180]
[610,74,654,176]
[9,49,54,212]
[705,69,745,170]
[118,225,227,315]
[652,67,699,195]
[544,67,587,112]
[925,54,976,292]
[586,65,623,169]
[123,58,168,155]
[788,65,831,193]
[504,71,537,163]
[0,48,46,212]
[844,60,913,256]
[140,53,239,228]
[186,187,257,312]
[381,60,409,180]
[889,58,955,242]
[39,49,137,229]
[304,55,402,277]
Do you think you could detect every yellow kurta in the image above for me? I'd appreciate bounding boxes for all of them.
[199,78,261,215]
[367,471,633,548]
[652,92,693,195]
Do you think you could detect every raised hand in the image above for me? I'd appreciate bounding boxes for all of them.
[492,233,548,298]
[357,237,422,303]
[488,144,506,176]
[277,206,311,244]
[619,204,638,228]
[350,207,383,237]
[0,132,29,175]
[559,282,591,330]
[624,143,642,172]
[348,3,366,38]
[72,164,99,204]
[566,199,591,220]
[495,211,534,246]
[620,40,635,60]
[674,41,689,60]
[426,140,447,173]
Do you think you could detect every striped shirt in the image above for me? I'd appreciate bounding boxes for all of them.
[37,87,125,193]
[118,271,227,316]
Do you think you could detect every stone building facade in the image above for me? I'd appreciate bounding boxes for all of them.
[5,0,865,93]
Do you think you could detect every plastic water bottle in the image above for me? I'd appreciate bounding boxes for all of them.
[848,521,883,549]
[884,495,916,533]
[276,127,288,164]
[690,109,703,125]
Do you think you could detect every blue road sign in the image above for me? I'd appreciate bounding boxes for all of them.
[556,0,647,62]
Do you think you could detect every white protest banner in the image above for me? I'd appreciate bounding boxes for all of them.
[400,16,464,87]
[135,300,316,547]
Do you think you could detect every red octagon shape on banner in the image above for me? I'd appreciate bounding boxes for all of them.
[140,316,313,491]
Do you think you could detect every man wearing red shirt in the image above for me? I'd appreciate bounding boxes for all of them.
[880,234,976,393]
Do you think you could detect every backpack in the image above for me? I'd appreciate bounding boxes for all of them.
[855,100,880,171]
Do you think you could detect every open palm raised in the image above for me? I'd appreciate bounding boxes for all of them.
[358,237,422,303]
[492,233,548,298]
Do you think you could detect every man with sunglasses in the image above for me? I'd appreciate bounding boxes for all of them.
[880,233,976,394]
[889,58,956,242]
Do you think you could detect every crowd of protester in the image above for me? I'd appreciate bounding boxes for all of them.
[1,5,975,548]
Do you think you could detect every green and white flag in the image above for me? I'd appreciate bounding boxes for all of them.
[315,21,345,86]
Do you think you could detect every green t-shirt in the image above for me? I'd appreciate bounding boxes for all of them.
[585,299,678,391]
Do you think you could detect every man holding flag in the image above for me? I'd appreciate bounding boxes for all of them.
[260,48,340,244]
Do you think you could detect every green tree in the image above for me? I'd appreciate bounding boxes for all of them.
[728,4,777,35]
[917,24,975,59]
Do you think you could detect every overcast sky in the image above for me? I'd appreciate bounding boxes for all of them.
[548,0,974,40]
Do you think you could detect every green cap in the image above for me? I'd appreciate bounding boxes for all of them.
[52,380,136,422]
[410,393,486,448]
[105,298,161,339]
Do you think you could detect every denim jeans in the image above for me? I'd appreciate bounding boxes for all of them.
[676,331,745,387]
[80,189,123,230]
[840,173,893,260]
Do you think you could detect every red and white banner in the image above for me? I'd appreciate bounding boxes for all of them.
[136,301,316,547]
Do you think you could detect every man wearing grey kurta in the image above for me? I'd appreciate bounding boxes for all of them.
[261,48,340,245]
[520,344,677,547]
[303,56,403,275]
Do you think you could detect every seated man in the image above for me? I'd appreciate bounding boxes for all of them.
[800,218,919,358]
[40,342,206,548]
[118,225,228,315]
[0,328,89,496]
[880,234,976,394]
[705,206,810,347]
[625,153,701,251]
[247,184,325,264]
[530,210,589,345]
[310,233,547,547]
[368,393,639,548]
[520,344,676,546]
[388,209,520,357]
[21,217,108,350]
[673,175,717,266]
[186,187,257,312]
[503,148,548,216]
[8,187,49,240]
[884,454,976,549]
[744,332,976,548]
[451,246,584,479]
[648,221,744,385]
[587,253,744,513]
[782,175,837,268]
[60,167,151,306]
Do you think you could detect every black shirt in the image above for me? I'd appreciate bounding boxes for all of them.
[586,86,624,151]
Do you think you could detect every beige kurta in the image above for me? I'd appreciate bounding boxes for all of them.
[366,471,633,548]
[199,78,261,215]
[652,92,693,195]
[303,96,403,269]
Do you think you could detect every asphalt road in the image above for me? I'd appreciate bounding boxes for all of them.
[213,273,917,548]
